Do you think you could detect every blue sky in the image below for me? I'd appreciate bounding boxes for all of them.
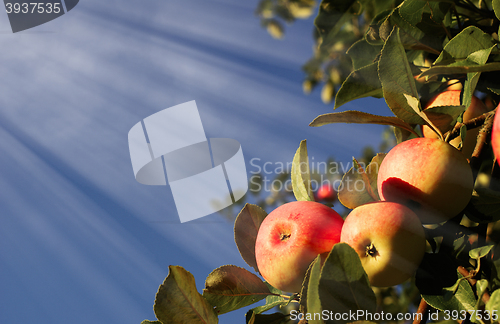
[0,1,390,323]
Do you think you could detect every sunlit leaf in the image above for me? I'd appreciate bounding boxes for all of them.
[310,110,418,136]
[485,290,500,318]
[379,27,426,125]
[234,204,268,272]
[154,266,218,324]
[306,257,323,324]
[318,243,377,324]
[434,26,496,64]
[338,153,385,209]
[469,245,494,260]
[291,140,314,201]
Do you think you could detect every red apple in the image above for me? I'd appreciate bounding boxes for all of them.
[255,201,344,292]
[422,90,489,158]
[377,137,473,224]
[315,183,337,202]
[492,105,500,165]
[340,201,426,287]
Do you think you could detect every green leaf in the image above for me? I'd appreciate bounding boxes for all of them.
[291,140,314,202]
[422,271,476,314]
[434,26,496,64]
[387,8,442,54]
[485,289,500,318]
[246,311,289,324]
[306,257,324,324]
[469,245,494,260]
[203,265,272,315]
[141,321,162,324]
[461,46,496,108]
[338,153,385,209]
[334,63,383,109]
[494,0,500,21]
[234,204,268,273]
[318,243,377,324]
[347,39,383,71]
[310,110,418,136]
[250,283,290,314]
[314,0,357,52]
[423,105,467,134]
[475,279,489,310]
[154,266,218,324]
[379,27,426,125]
[399,0,427,26]
[420,62,500,77]
[465,189,500,224]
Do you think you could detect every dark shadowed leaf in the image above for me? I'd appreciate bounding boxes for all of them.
[398,0,427,26]
[291,140,314,201]
[465,189,500,224]
[310,110,418,136]
[379,27,426,125]
[334,63,383,109]
[141,321,161,324]
[422,271,476,313]
[246,311,290,324]
[318,243,377,324]
[234,204,268,272]
[203,265,273,315]
[338,154,385,209]
[315,0,357,52]
[154,266,218,324]
[347,39,383,71]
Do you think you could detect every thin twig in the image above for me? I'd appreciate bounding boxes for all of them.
[457,266,491,305]
[413,298,429,324]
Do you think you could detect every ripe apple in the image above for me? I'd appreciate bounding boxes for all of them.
[377,137,473,224]
[340,201,426,287]
[493,105,500,165]
[255,201,344,292]
[422,90,489,158]
[315,183,337,202]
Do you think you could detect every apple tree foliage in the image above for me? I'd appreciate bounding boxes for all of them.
[142,0,500,323]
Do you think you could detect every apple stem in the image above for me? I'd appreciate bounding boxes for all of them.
[280,233,291,241]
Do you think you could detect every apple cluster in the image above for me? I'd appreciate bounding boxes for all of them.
[255,134,476,292]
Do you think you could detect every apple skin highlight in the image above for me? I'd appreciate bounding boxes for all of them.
[255,201,344,292]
